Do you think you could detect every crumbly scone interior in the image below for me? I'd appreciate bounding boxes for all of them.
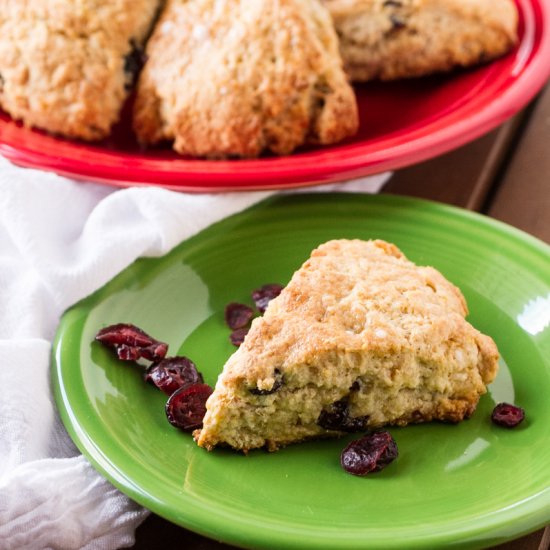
[133,0,358,157]
[196,240,499,452]
[0,0,161,140]
[323,0,518,81]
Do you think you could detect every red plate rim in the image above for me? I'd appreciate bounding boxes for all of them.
[0,0,549,192]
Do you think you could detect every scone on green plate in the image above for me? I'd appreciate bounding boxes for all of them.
[323,0,518,81]
[133,0,358,158]
[0,0,161,140]
[195,239,499,452]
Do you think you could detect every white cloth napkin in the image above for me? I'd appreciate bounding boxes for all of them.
[0,156,389,550]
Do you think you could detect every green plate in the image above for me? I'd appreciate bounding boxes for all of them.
[52,194,550,549]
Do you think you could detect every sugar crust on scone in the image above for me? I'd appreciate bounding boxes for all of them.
[133,0,358,158]
[195,239,499,452]
[0,0,160,140]
[323,0,518,81]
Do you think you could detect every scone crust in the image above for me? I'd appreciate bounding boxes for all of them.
[196,239,499,452]
[324,0,519,81]
[0,0,160,140]
[133,0,358,158]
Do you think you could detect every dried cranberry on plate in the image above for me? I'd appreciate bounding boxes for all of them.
[95,323,168,362]
[251,283,284,313]
[144,356,203,395]
[225,302,255,330]
[165,383,213,432]
[229,327,249,347]
[491,402,525,428]
[340,431,398,476]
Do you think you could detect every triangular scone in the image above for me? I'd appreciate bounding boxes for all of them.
[323,0,518,81]
[196,239,499,452]
[0,0,161,140]
[133,0,358,158]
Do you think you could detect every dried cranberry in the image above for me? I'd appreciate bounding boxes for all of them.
[251,284,284,313]
[389,14,406,29]
[249,369,283,395]
[318,400,347,430]
[491,402,525,428]
[230,327,249,347]
[341,431,398,476]
[318,400,369,432]
[225,303,255,330]
[144,356,203,396]
[165,383,213,432]
[95,323,168,362]
[123,39,146,90]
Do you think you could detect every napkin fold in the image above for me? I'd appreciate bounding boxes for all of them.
[0,157,389,550]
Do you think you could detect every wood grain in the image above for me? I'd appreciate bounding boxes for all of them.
[487,84,550,243]
[383,115,526,211]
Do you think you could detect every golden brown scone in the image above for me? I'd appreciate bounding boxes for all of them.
[195,239,499,452]
[133,0,358,158]
[323,0,518,81]
[0,0,161,140]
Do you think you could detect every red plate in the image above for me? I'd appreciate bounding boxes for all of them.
[1,0,549,192]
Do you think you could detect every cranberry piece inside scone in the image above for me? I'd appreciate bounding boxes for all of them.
[318,399,370,432]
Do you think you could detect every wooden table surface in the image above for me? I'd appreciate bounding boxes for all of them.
[133,84,550,550]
